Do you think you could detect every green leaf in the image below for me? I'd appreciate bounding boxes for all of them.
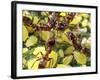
[65,46,75,55]
[44,17,48,23]
[62,55,73,65]
[80,13,90,19]
[27,58,40,69]
[22,58,27,69]
[41,12,48,16]
[79,32,90,38]
[31,12,39,16]
[23,48,35,60]
[26,35,38,47]
[73,51,87,65]
[33,16,39,24]
[23,25,28,42]
[22,58,27,65]
[23,48,28,53]
[41,31,53,41]
[58,49,64,58]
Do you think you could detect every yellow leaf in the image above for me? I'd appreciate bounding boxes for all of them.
[62,29,72,44]
[22,25,28,42]
[81,19,88,27]
[64,29,71,34]
[58,49,64,58]
[70,15,82,25]
[73,51,87,65]
[33,16,39,24]
[33,47,46,58]
[65,46,75,55]
[23,48,28,53]
[63,55,73,65]
[25,35,38,47]
[46,51,58,68]
[27,58,40,69]
[41,31,53,41]
[62,33,72,44]
[57,64,67,68]
[22,10,32,20]
[60,12,66,16]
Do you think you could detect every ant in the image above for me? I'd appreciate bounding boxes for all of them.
[67,32,82,51]
[67,32,90,56]
[31,37,56,68]
[23,12,77,68]
[23,12,75,31]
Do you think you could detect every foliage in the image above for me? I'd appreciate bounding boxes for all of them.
[22,10,91,69]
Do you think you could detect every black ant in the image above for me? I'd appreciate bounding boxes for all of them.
[67,32,90,56]
[22,12,76,68]
[22,12,73,31]
[67,32,82,51]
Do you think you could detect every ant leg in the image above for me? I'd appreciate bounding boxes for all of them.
[31,52,44,68]
[31,57,41,68]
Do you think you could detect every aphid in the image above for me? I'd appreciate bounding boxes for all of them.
[55,22,68,30]
[48,12,57,28]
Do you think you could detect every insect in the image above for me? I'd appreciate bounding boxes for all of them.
[67,32,82,51]
[31,37,56,68]
[67,32,90,55]
[22,12,75,32]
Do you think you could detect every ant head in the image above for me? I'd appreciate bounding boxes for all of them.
[47,38,55,47]
[45,37,55,51]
